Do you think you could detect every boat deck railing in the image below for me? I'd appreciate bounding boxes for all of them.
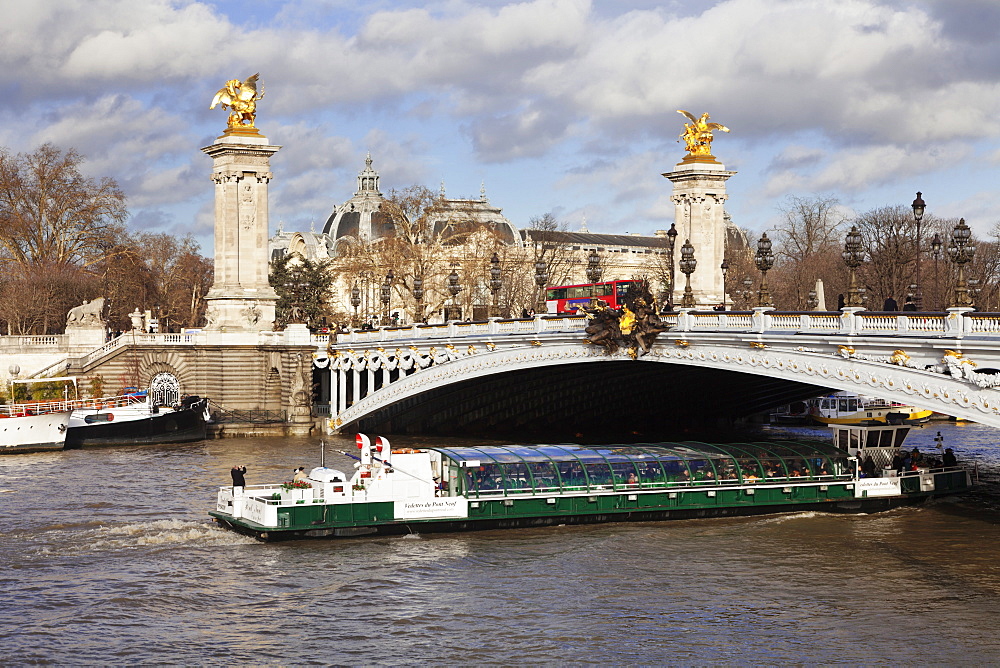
[469,473,856,497]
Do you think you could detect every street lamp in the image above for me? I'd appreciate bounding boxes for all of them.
[720,258,729,309]
[842,225,864,308]
[948,218,976,308]
[534,259,548,315]
[739,276,754,309]
[380,270,395,326]
[446,264,463,321]
[350,282,361,328]
[679,238,696,309]
[285,263,308,324]
[666,223,678,310]
[586,249,602,307]
[489,253,503,318]
[754,233,775,308]
[911,192,926,309]
[412,275,424,323]
[931,232,943,310]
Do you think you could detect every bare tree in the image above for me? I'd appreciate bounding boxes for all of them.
[0,144,128,271]
[768,195,849,309]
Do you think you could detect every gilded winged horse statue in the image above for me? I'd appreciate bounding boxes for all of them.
[677,110,729,157]
[210,73,264,129]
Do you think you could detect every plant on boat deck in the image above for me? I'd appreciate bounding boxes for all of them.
[281,479,312,491]
[352,483,365,491]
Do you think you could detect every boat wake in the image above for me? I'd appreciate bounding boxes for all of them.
[754,511,821,525]
[91,518,258,548]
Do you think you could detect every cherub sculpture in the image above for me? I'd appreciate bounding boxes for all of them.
[677,110,729,157]
[210,73,264,129]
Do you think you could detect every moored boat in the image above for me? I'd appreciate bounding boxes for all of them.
[210,427,973,542]
[66,392,209,448]
[0,402,72,454]
[807,391,932,425]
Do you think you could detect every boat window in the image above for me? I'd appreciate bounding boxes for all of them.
[557,460,588,488]
[472,462,504,495]
[686,459,717,482]
[527,460,560,491]
[758,457,787,479]
[848,398,859,411]
[839,399,850,412]
[502,461,533,493]
[584,461,615,488]
[822,399,831,409]
[609,461,640,487]
[893,428,910,448]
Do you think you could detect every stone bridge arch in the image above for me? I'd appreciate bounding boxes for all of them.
[326,340,1000,438]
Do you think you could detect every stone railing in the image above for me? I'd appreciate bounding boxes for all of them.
[323,309,1000,348]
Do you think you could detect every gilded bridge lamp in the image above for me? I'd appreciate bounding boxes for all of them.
[947,218,976,309]
[489,253,503,318]
[534,259,548,314]
[842,225,864,308]
[412,275,424,323]
[586,249,602,306]
[446,264,463,321]
[754,233,774,308]
[350,283,361,328]
[678,238,696,309]
[911,192,926,310]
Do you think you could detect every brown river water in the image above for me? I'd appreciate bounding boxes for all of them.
[2,422,1000,664]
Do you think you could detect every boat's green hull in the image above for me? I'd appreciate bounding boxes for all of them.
[210,471,971,542]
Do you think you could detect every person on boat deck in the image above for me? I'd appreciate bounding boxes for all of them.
[293,467,308,482]
[943,448,958,467]
[910,448,923,469]
[231,465,247,493]
[861,456,876,478]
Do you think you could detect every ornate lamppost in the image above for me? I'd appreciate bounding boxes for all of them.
[586,249,602,307]
[349,282,361,328]
[754,233,775,308]
[666,223,678,309]
[380,270,394,326]
[947,218,976,309]
[412,275,424,323]
[489,253,503,318]
[285,263,308,325]
[911,192,926,309]
[738,277,754,309]
[446,264,463,321]
[931,232,943,310]
[720,258,729,309]
[678,238,696,309]
[842,225,864,308]
[534,259,548,315]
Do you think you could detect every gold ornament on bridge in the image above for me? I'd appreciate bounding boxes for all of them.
[677,110,729,163]
[889,350,911,366]
[210,73,265,132]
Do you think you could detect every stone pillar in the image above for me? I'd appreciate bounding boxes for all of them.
[201,131,281,332]
[663,160,735,306]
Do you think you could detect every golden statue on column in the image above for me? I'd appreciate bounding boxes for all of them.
[210,73,265,131]
[677,110,729,162]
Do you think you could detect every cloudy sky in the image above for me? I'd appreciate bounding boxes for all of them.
[3,0,999,254]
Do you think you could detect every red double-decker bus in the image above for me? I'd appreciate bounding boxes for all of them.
[544,280,634,314]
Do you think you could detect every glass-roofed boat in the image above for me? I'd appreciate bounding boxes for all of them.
[210,427,973,542]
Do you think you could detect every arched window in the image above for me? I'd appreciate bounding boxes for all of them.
[149,373,180,407]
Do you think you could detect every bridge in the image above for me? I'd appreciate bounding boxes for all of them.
[318,309,1000,438]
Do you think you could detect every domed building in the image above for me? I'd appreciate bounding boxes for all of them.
[322,153,396,244]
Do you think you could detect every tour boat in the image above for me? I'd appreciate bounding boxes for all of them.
[0,402,71,453]
[209,427,972,542]
[807,391,932,426]
[66,392,209,448]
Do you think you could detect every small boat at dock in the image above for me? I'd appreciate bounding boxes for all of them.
[66,391,208,448]
[0,403,72,453]
[807,391,932,426]
[210,426,973,542]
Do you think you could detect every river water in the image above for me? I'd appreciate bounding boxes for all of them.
[3,422,1000,664]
